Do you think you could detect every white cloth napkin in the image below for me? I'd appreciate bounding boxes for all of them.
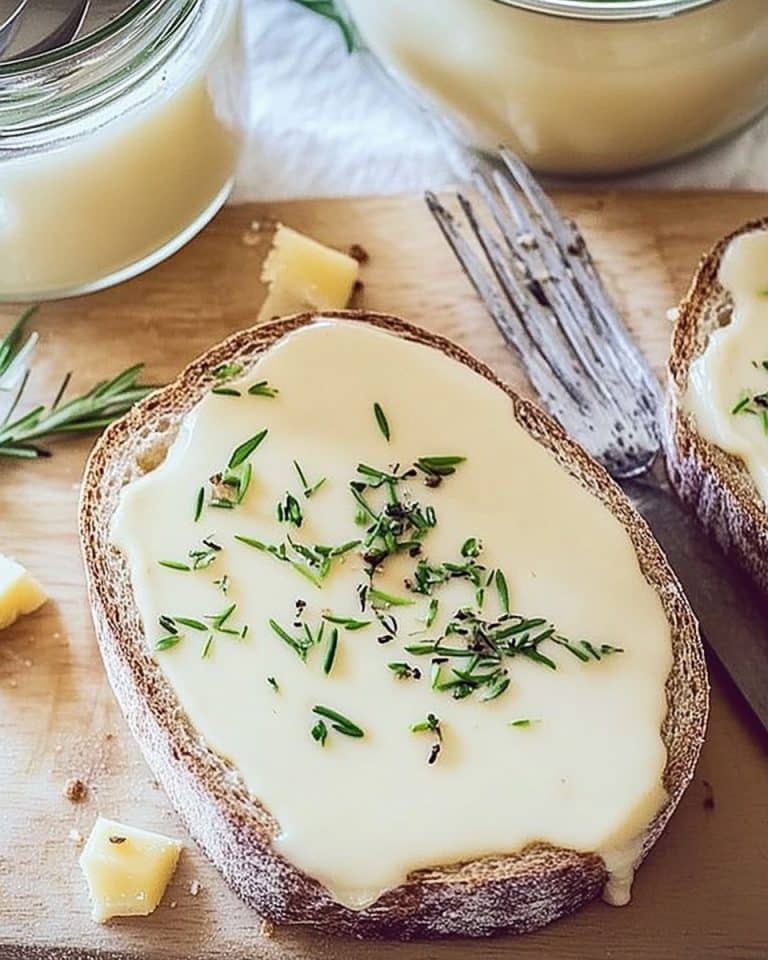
[235,0,768,201]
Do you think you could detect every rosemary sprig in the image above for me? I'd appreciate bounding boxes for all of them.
[290,0,358,52]
[0,357,154,460]
[0,307,37,383]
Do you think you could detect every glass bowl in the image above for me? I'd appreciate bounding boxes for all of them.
[344,0,768,176]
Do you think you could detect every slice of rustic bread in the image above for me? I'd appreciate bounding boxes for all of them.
[666,217,768,594]
[79,311,707,939]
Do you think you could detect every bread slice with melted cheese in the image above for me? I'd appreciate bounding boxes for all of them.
[79,311,707,939]
[666,217,768,593]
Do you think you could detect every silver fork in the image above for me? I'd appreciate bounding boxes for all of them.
[427,148,768,735]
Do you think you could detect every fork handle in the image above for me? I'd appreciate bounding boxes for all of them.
[622,471,768,738]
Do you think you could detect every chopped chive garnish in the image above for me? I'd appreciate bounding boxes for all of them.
[312,704,364,738]
[293,460,326,498]
[425,597,439,628]
[212,362,243,381]
[322,614,371,630]
[323,627,339,675]
[373,402,390,442]
[411,712,441,737]
[172,617,207,631]
[269,618,309,661]
[276,492,303,527]
[155,635,181,652]
[414,455,466,477]
[248,380,279,398]
[228,428,268,469]
[388,661,421,680]
[369,587,415,607]
[311,719,328,746]
[158,560,191,572]
[194,486,204,522]
[495,570,509,614]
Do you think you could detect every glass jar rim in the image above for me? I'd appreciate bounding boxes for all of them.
[488,0,721,20]
[0,0,165,76]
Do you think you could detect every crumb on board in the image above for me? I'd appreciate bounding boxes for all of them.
[64,777,88,803]
[189,880,201,896]
[348,243,369,264]
[702,779,715,810]
[169,901,177,909]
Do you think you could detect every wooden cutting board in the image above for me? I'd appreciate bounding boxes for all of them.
[2,191,767,960]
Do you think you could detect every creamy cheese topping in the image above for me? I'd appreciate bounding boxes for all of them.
[112,321,672,909]
[686,230,768,503]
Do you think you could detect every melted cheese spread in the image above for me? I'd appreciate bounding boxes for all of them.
[686,230,768,503]
[112,320,672,909]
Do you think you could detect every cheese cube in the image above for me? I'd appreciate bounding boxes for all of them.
[258,224,359,321]
[0,554,46,631]
[79,817,182,923]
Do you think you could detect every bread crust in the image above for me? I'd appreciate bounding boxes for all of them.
[80,312,707,939]
[666,218,768,594]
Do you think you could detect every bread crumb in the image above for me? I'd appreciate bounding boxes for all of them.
[64,777,88,803]
[242,222,263,247]
[348,243,369,264]
[259,918,275,939]
[68,829,84,846]
[23,659,32,668]
[189,880,201,896]
[666,306,680,323]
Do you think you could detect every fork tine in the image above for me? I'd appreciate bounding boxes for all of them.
[472,167,624,407]
[426,190,583,414]
[498,148,663,408]
[455,192,590,410]
[426,152,662,478]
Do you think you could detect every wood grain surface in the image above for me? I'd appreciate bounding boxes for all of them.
[1,191,767,960]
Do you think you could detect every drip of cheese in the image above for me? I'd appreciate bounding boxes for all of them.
[686,230,768,502]
[112,320,672,910]
[258,225,359,322]
[79,817,182,923]
[0,554,46,631]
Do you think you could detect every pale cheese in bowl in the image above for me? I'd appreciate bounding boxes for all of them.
[111,320,675,912]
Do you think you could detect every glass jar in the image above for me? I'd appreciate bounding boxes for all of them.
[344,0,768,177]
[0,0,245,301]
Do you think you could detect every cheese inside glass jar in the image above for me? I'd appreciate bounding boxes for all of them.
[344,0,768,176]
[0,0,244,301]
[112,320,673,910]
[686,230,768,501]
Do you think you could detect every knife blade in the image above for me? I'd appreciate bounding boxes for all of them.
[624,470,768,733]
